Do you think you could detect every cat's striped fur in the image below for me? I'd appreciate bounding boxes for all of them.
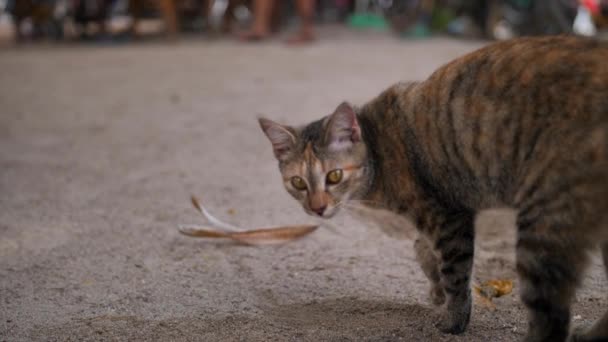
[259,36,608,342]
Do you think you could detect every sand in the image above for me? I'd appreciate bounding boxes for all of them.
[0,29,606,341]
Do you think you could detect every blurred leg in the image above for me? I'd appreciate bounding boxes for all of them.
[221,0,238,32]
[159,0,179,38]
[13,17,24,43]
[11,0,28,43]
[220,0,235,32]
[269,0,282,32]
[201,0,214,30]
[286,0,315,44]
[127,0,143,36]
[238,0,273,40]
[252,0,273,35]
[97,0,110,36]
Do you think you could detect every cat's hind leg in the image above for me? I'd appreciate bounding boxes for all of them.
[515,210,591,342]
[414,236,445,306]
[569,242,608,342]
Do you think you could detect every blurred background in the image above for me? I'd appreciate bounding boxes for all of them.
[1,0,608,44]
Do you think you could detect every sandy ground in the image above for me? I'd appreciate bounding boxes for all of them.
[0,28,606,341]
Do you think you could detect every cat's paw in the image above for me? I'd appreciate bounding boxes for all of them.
[568,325,608,342]
[523,322,570,342]
[429,285,446,306]
[434,313,469,334]
[434,299,471,335]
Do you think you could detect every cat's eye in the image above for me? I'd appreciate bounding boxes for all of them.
[326,169,343,185]
[291,176,307,191]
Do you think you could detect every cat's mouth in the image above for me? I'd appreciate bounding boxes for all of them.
[305,206,339,219]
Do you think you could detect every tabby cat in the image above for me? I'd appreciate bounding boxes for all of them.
[259,36,608,342]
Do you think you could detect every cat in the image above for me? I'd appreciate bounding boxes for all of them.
[259,35,608,342]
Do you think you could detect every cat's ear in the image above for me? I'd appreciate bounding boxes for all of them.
[325,102,361,152]
[258,117,297,160]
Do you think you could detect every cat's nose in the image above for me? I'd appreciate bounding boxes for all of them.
[311,205,327,216]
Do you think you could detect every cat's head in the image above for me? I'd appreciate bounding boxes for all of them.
[259,102,370,218]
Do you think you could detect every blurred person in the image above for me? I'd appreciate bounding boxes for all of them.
[238,0,315,44]
[127,0,214,38]
[220,0,249,33]
[7,0,61,42]
[72,0,115,39]
[335,0,354,21]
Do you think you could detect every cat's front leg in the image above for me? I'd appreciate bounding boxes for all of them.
[419,209,476,335]
[414,236,445,306]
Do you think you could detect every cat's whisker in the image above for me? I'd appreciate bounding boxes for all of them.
[340,202,377,212]
[338,201,416,240]
[335,202,370,217]
[317,219,346,236]
[349,199,386,208]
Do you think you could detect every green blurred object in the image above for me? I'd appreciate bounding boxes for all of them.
[395,5,455,39]
[431,7,455,31]
[401,21,431,38]
[347,13,389,30]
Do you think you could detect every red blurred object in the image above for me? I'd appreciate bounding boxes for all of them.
[581,0,600,15]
